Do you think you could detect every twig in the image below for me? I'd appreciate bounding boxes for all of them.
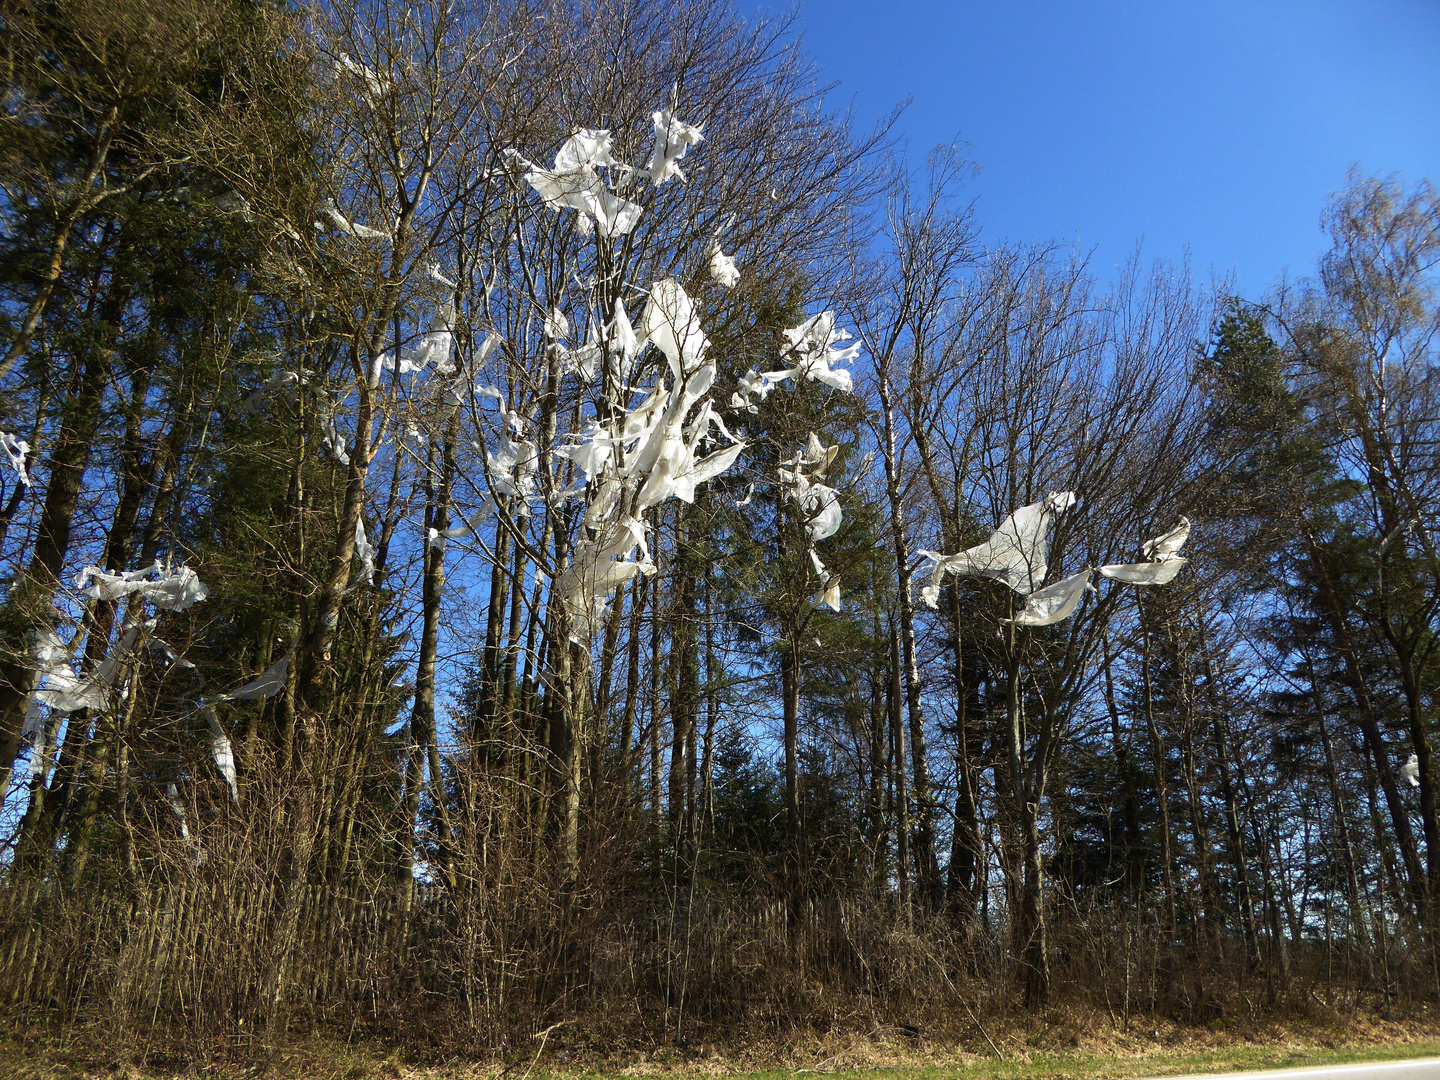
[960,997,1003,1061]
[512,1019,571,1080]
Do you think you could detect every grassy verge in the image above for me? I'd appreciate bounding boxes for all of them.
[6,1014,1440,1080]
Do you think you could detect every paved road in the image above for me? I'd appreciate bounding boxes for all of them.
[1149,1059,1440,1080]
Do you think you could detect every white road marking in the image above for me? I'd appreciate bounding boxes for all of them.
[1148,1058,1440,1080]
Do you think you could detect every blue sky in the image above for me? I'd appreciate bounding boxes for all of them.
[763,0,1440,296]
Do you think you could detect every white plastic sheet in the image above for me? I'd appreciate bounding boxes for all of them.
[552,269,747,640]
[916,491,1076,608]
[75,562,209,611]
[505,147,643,237]
[1005,569,1093,627]
[787,433,838,477]
[647,108,703,186]
[486,432,538,505]
[396,301,454,375]
[221,649,292,702]
[554,128,619,172]
[33,625,141,713]
[319,401,350,465]
[608,299,639,375]
[544,307,570,341]
[1,431,31,486]
[709,243,739,288]
[1144,517,1190,561]
[731,313,860,407]
[635,422,744,509]
[320,199,391,241]
[427,500,497,551]
[554,517,657,643]
[1099,558,1187,585]
[334,52,390,104]
[811,575,841,611]
[780,464,842,542]
[804,484,842,541]
[353,518,376,587]
[206,717,239,804]
[638,279,710,382]
[1098,517,1190,588]
[778,436,845,607]
[780,312,860,392]
[166,782,192,841]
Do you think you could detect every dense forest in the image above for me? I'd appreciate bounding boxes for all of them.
[2,0,1440,1061]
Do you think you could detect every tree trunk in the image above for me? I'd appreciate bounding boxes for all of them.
[782,633,801,906]
[888,624,911,922]
[410,428,458,890]
[945,584,984,927]
[0,270,129,794]
[1307,532,1429,929]
[1002,639,1048,1006]
[1139,617,1178,943]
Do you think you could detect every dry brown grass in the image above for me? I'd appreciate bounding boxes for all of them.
[6,998,1440,1080]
